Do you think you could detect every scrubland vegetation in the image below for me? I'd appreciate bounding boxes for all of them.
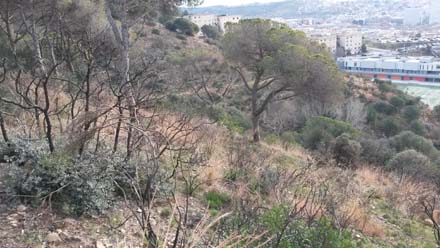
[0,1,439,248]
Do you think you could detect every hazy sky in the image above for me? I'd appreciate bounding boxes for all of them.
[200,0,284,7]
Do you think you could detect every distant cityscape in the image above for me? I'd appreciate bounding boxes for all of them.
[187,0,440,58]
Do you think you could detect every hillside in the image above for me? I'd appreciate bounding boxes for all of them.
[0,1,440,248]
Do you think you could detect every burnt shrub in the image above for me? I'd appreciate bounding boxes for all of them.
[332,134,362,168]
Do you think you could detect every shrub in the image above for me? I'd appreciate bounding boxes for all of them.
[378,117,402,137]
[151,28,161,35]
[201,24,221,39]
[389,131,440,160]
[176,34,187,40]
[390,96,405,108]
[359,138,395,165]
[402,105,421,121]
[377,80,393,93]
[262,205,356,248]
[299,116,359,150]
[433,105,440,121]
[280,131,298,148]
[6,147,118,215]
[387,150,433,178]
[409,120,425,136]
[204,190,231,210]
[372,100,396,115]
[366,107,377,125]
[165,21,176,31]
[173,18,199,36]
[216,107,252,134]
[332,134,362,167]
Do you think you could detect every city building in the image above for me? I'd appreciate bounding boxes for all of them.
[337,56,440,84]
[337,31,363,55]
[185,14,241,35]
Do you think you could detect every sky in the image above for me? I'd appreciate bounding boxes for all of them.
[200,0,284,7]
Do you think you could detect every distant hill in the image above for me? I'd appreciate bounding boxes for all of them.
[184,0,304,19]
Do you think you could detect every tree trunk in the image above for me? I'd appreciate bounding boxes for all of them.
[252,114,260,143]
[0,112,9,143]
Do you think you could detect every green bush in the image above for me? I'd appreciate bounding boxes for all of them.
[280,131,298,148]
[389,96,405,108]
[389,131,440,160]
[204,190,231,210]
[176,34,187,40]
[5,144,118,215]
[366,107,378,125]
[217,107,252,134]
[409,120,425,136]
[201,24,221,39]
[433,105,440,121]
[378,117,402,137]
[299,116,359,150]
[402,105,421,121]
[376,80,393,93]
[262,205,356,248]
[359,138,395,165]
[173,18,199,36]
[151,28,161,35]
[387,150,434,179]
[372,101,396,115]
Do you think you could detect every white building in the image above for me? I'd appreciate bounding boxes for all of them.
[185,14,241,35]
[337,31,363,55]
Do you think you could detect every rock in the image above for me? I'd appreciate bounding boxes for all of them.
[46,232,62,243]
[63,218,77,227]
[95,240,106,248]
[424,219,434,226]
[17,205,27,212]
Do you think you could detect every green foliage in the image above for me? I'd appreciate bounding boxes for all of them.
[372,101,397,115]
[5,141,118,215]
[201,24,221,40]
[367,107,378,125]
[377,80,393,93]
[151,28,161,35]
[262,205,356,248]
[359,138,395,165]
[387,150,434,179]
[176,34,187,40]
[389,131,440,160]
[409,120,425,136]
[204,190,231,210]
[390,96,405,108]
[433,105,440,121]
[160,208,172,218]
[166,18,199,36]
[299,116,359,150]
[402,105,421,121]
[216,107,252,134]
[378,117,402,137]
[280,131,298,147]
